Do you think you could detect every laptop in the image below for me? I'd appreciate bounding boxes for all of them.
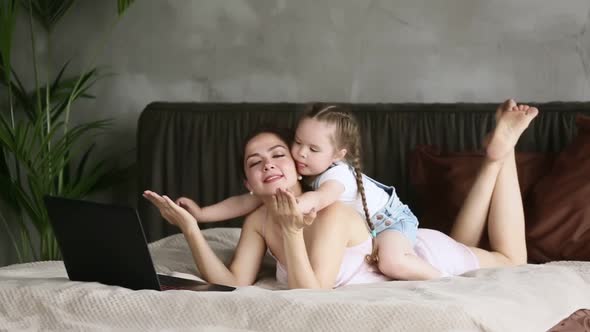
[44,195,235,292]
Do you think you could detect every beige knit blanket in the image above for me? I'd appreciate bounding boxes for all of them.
[1,228,589,331]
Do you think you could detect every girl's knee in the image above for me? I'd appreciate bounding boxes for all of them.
[378,254,413,278]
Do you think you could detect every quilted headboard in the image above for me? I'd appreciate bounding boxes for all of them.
[137,102,590,242]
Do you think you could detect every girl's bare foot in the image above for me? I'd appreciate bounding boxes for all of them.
[487,102,538,161]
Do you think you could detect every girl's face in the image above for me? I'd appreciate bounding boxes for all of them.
[243,133,299,196]
[291,118,346,176]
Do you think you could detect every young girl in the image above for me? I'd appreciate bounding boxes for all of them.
[178,104,442,280]
[288,104,443,280]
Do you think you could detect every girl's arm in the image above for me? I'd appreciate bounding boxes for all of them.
[177,193,262,222]
[296,179,344,214]
[144,190,266,287]
[271,189,347,289]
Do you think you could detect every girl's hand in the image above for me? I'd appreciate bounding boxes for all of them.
[175,196,201,218]
[143,190,199,233]
[270,188,317,234]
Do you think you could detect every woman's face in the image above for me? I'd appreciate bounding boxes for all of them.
[243,133,299,196]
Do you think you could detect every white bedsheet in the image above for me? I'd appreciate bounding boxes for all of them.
[1,227,589,331]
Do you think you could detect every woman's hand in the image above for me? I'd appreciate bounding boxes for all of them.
[143,190,199,233]
[269,188,317,234]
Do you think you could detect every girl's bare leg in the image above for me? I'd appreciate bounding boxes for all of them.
[376,231,444,280]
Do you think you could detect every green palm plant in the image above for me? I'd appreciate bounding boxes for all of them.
[0,0,136,262]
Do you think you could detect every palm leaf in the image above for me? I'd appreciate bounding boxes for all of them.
[0,146,11,180]
[31,119,64,170]
[0,167,21,213]
[0,114,16,149]
[11,180,43,229]
[50,59,69,91]
[49,63,102,99]
[71,142,95,186]
[11,117,45,171]
[117,0,135,16]
[62,159,108,197]
[14,120,29,158]
[4,69,36,121]
[88,160,136,194]
[19,0,76,31]
[0,208,24,262]
[0,0,17,83]
[1,0,138,264]
[27,175,47,214]
[49,68,101,122]
[64,158,135,198]
[35,120,111,176]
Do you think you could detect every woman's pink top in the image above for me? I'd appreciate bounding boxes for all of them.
[413,229,480,277]
[269,229,480,288]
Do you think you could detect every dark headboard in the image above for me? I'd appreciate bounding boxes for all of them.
[137,102,590,242]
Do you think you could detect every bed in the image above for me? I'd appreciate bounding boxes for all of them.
[1,102,589,331]
[1,229,589,331]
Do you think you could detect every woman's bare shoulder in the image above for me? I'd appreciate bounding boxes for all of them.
[316,202,369,243]
[316,202,362,226]
[242,205,266,232]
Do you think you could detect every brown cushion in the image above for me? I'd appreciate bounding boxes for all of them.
[526,114,590,263]
[547,308,590,332]
[409,146,555,238]
[409,146,481,235]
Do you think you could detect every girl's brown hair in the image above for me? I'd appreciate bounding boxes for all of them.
[299,103,378,264]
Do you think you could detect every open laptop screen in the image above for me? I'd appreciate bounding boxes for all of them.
[44,196,162,290]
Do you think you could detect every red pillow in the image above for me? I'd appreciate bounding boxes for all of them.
[526,114,590,262]
[409,146,555,237]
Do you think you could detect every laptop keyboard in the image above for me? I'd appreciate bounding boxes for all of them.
[157,274,235,291]
[160,284,186,291]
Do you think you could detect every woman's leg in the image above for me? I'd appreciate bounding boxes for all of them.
[451,102,537,267]
[450,100,515,246]
[476,148,527,267]
[449,160,503,246]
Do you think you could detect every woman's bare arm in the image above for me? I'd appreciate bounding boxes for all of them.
[303,203,353,287]
[143,190,266,287]
[271,189,348,289]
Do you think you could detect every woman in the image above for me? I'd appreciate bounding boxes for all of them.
[144,126,384,288]
[143,99,537,289]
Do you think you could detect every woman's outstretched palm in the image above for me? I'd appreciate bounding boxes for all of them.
[143,190,198,232]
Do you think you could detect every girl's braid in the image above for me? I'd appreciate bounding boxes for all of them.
[306,103,379,265]
[349,125,379,265]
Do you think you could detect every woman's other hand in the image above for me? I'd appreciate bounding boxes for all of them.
[143,190,199,233]
[270,188,317,234]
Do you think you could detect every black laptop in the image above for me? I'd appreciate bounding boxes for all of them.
[44,196,235,292]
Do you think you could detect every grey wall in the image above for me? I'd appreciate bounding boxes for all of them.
[2,0,590,266]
